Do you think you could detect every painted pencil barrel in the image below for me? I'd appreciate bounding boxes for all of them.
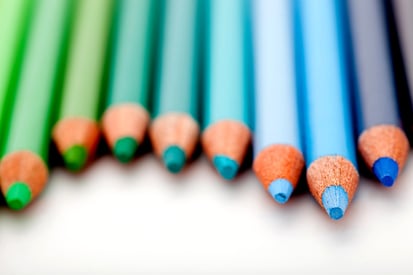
[202,0,252,180]
[102,0,156,163]
[346,0,409,187]
[296,0,359,220]
[252,0,304,204]
[154,0,199,118]
[0,0,71,210]
[53,0,113,171]
[0,0,32,150]
[150,0,200,173]
[392,0,413,111]
[58,0,112,119]
[107,0,156,106]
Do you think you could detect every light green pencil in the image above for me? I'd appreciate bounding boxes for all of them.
[102,0,157,163]
[149,0,200,173]
[52,0,114,171]
[0,0,72,210]
[0,0,32,149]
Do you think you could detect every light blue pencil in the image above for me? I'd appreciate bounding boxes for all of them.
[296,0,359,220]
[202,0,252,180]
[252,0,304,204]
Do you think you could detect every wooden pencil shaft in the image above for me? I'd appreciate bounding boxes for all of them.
[154,0,199,118]
[252,0,301,154]
[59,0,113,119]
[297,0,357,165]
[2,0,71,160]
[107,0,156,108]
[205,0,250,127]
[347,0,400,131]
[0,0,32,150]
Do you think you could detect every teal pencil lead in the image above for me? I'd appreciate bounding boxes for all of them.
[213,155,239,180]
[162,146,186,174]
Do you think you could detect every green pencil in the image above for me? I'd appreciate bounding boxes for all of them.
[102,0,157,163]
[149,0,200,173]
[0,0,72,210]
[0,0,32,149]
[52,0,114,171]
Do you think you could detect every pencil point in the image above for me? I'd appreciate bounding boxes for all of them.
[5,182,32,210]
[63,145,88,171]
[213,155,239,180]
[321,186,348,220]
[162,146,186,173]
[114,137,138,163]
[268,179,294,204]
[372,157,398,187]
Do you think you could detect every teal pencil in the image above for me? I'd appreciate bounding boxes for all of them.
[296,0,359,220]
[202,0,252,180]
[102,0,157,163]
[149,0,200,174]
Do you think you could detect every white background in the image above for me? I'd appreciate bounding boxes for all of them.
[1,151,413,274]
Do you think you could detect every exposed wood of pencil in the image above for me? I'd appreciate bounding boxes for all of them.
[202,120,251,165]
[0,151,48,199]
[307,156,359,206]
[149,113,199,158]
[253,144,304,190]
[102,103,150,149]
[358,124,409,170]
[52,117,100,156]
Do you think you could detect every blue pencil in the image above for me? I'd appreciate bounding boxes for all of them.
[252,0,304,204]
[346,0,409,187]
[295,0,359,220]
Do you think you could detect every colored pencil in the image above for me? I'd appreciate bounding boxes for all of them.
[295,0,359,220]
[0,0,71,210]
[391,0,413,138]
[52,0,113,171]
[102,0,157,163]
[252,0,304,204]
[202,0,252,180]
[149,0,200,174]
[346,0,409,187]
[0,0,32,147]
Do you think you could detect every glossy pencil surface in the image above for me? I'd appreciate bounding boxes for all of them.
[107,0,155,107]
[0,0,71,210]
[102,0,156,163]
[202,0,252,180]
[296,0,359,220]
[392,0,413,137]
[58,0,113,119]
[0,0,31,148]
[347,0,409,187]
[252,0,304,204]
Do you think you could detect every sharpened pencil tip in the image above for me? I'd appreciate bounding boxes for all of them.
[114,137,138,163]
[268,179,294,204]
[162,146,186,174]
[321,186,348,220]
[63,145,88,171]
[213,155,239,180]
[372,157,398,187]
[5,182,32,210]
